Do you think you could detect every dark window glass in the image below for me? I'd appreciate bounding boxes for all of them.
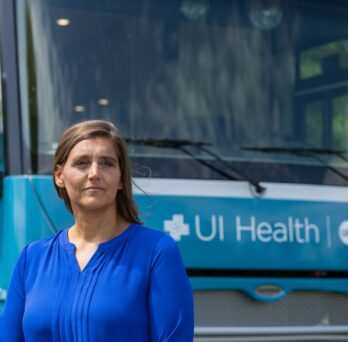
[16,0,348,184]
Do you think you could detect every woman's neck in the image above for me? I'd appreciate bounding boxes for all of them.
[69,207,129,245]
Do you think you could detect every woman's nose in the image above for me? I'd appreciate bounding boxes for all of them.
[88,162,100,179]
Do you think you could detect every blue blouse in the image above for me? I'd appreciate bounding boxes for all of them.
[1,224,194,341]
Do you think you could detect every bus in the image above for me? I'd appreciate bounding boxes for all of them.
[1,0,348,340]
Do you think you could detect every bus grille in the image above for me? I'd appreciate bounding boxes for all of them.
[194,290,348,327]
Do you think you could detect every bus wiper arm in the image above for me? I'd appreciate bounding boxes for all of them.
[126,138,265,194]
[126,138,206,148]
[126,138,234,181]
[243,146,348,182]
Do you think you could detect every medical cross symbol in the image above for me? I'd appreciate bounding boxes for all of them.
[164,214,190,241]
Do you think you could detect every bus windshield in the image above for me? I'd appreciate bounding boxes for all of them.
[16,0,348,185]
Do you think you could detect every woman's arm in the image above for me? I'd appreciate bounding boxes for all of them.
[148,235,194,342]
[1,246,27,341]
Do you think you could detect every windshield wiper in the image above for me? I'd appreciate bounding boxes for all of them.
[243,146,348,182]
[126,138,265,194]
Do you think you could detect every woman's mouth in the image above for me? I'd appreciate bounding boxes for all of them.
[84,186,104,191]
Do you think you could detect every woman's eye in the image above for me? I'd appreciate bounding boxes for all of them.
[101,160,115,168]
[74,160,89,168]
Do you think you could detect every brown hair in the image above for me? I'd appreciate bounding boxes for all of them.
[53,120,142,224]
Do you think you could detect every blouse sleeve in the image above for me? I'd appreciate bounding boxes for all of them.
[0,246,28,342]
[148,235,194,342]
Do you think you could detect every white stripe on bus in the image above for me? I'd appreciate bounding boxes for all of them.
[133,178,348,202]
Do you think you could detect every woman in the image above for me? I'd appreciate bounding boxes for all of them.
[1,120,194,341]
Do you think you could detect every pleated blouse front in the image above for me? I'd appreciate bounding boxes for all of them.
[1,224,194,341]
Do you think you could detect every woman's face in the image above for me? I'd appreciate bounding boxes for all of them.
[54,137,122,214]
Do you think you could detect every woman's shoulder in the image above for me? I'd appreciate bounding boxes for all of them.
[12,230,65,272]
[131,224,186,274]
[131,223,180,256]
[132,223,175,245]
[24,229,65,257]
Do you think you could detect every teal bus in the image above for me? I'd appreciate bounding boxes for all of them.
[1,0,348,340]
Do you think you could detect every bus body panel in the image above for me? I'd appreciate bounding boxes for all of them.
[2,175,348,302]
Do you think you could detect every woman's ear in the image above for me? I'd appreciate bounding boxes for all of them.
[54,165,65,188]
